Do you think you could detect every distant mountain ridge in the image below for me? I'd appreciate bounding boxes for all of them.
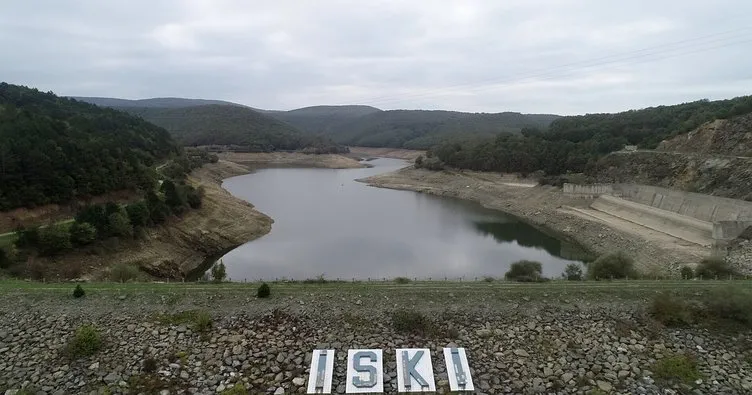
[71,96,249,109]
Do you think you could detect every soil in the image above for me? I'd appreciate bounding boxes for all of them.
[360,167,709,276]
[216,151,365,169]
[348,146,425,160]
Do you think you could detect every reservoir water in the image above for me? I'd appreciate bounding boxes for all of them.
[219,158,587,281]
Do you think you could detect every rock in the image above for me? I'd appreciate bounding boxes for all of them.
[513,349,529,357]
[88,362,99,370]
[274,387,284,395]
[292,377,305,386]
[597,380,613,392]
[561,372,573,382]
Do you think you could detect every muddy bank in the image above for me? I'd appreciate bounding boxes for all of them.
[348,146,425,161]
[217,151,365,169]
[35,160,272,280]
[360,167,707,275]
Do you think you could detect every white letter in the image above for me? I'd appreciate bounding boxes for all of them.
[443,347,474,391]
[307,349,334,394]
[396,348,435,392]
[346,349,384,393]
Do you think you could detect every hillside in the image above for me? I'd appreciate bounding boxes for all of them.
[268,108,558,149]
[71,96,247,109]
[657,112,752,157]
[120,105,345,152]
[0,83,178,211]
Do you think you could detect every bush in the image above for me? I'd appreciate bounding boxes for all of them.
[186,186,202,209]
[391,309,434,336]
[65,324,102,358]
[73,284,86,298]
[159,310,213,334]
[652,354,702,384]
[211,261,227,283]
[70,222,97,246]
[0,247,12,269]
[563,263,583,281]
[107,212,133,238]
[126,201,151,228]
[257,282,271,298]
[505,260,543,282]
[414,155,424,167]
[111,263,140,283]
[587,252,636,280]
[651,293,693,327]
[38,224,72,256]
[483,276,495,282]
[394,277,411,284]
[142,357,158,373]
[680,266,694,280]
[695,258,738,279]
[704,287,752,327]
[220,383,248,395]
[422,157,445,171]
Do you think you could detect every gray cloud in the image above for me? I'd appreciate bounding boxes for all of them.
[2,0,751,114]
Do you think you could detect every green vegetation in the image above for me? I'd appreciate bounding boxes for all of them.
[505,260,544,282]
[72,284,85,298]
[391,309,435,336]
[483,276,495,282]
[563,263,584,281]
[652,354,702,384]
[211,261,227,283]
[0,83,177,211]
[680,266,695,280]
[695,258,739,279]
[394,276,411,284]
[159,310,213,334]
[220,383,249,395]
[651,287,752,329]
[123,105,347,153]
[257,282,271,298]
[587,252,637,280]
[65,324,102,358]
[142,357,158,373]
[430,96,752,175]
[650,293,694,327]
[704,286,752,327]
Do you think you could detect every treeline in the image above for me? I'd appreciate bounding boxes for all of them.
[0,83,178,211]
[5,179,202,260]
[428,96,752,175]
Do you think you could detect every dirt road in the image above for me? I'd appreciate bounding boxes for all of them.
[361,167,709,276]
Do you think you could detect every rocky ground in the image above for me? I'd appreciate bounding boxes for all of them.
[0,281,750,394]
[360,168,706,276]
[216,152,365,170]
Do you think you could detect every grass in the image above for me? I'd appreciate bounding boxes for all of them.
[220,383,249,394]
[0,232,17,248]
[391,309,436,336]
[158,310,213,334]
[652,354,703,385]
[65,324,102,359]
[651,287,752,330]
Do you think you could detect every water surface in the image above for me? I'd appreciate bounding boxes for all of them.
[219,158,586,281]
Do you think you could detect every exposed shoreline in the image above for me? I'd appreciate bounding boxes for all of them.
[359,166,708,276]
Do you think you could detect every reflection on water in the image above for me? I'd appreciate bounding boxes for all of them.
[215,158,588,281]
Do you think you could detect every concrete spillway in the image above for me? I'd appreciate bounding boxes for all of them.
[589,195,713,247]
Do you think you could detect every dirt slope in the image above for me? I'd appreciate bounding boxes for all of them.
[216,152,364,169]
[658,113,752,156]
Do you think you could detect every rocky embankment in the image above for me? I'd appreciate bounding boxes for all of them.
[1,284,750,394]
[360,167,706,275]
[216,152,365,169]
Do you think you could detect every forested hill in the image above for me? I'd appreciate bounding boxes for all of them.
[0,83,178,211]
[430,95,752,176]
[266,107,560,149]
[120,105,346,153]
[71,96,248,109]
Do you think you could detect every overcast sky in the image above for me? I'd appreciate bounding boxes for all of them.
[2,0,751,115]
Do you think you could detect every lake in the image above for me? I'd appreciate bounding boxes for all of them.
[218,158,587,281]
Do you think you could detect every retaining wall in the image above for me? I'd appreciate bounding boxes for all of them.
[563,183,616,199]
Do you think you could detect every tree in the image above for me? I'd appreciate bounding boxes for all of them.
[587,252,636,280]
[162,180,187,212]
[38,224,72,256]
[505,260,543,282]
[211,261,227,283]
[76,205,108,236]
[0,247,11,269]
[414,155,424,167]
[73,284,85,298]
[15,226,40,249]
[563,263,583,281]
[107,212,133,238]
[257,283,271,298]
[69,222,97,246]
[126,201,151,227]
[185,185,202,209]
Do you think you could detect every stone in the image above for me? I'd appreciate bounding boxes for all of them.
[274,387,284,395]
[561,372,574,382]
[292,377,305,386]
[513,349,529,357]
[597,380,613,392]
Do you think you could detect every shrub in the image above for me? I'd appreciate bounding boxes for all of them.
[651,293,693,327]
[587,252,636,280]
[257,283,271,298]
[38,224,72,256]
[563,263,583,281]
[652,354,702,384]
[211,261,227,283]
[483,276,495,282]
[505,260,543,282]
[186,186,202,209]
[110,263,140,283]
[107,212,133,238]
[0,247,12,269]
[220,383,248,395]
[422,157,445,171]
[414,155,424,167]
[69,222,97,246]
[704,287,752,327]
[680,266,694,280]
[160,310,213,334]
[126,201,151,228]
[391,309,434,336]
[73,284,86,298]
[695,258,738,279]
[394,277,411,284]
[65,324,102,358]
[142,357,158,373]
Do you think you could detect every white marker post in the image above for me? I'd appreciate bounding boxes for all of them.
[346,349,384,393]
[443,347,474,392]
[307,349,335,394]
[396,348,436,392]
